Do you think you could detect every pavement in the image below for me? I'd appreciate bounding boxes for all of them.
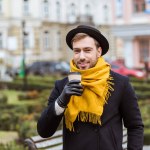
[143,146,150,150]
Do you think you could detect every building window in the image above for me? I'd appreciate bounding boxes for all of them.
[56,31,61,50]
[23,0,30,16]
[24,33,30,49]
[103,5,108,22]
[70,3,76,17]
[56,1,60,20]
[0,33,3,48]
[116,0,123,17]
[43,31,50,50]
[85,4,91,16]
[133,0,146,13]
[68,3,76,22]
[139,39,150,62]
[0,0,3,14]
[42,0,49,17]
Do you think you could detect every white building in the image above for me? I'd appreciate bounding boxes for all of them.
[0,0,112,69]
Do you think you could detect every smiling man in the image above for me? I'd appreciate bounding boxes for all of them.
[72,34,102,70]
[37,25,144,150]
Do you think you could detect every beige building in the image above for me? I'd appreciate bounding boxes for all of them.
[0,0,112,70]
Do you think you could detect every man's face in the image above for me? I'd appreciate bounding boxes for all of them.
[72,36,102,70]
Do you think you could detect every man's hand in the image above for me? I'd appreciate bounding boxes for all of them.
[57,80,83,108]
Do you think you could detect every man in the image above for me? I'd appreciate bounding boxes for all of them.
[37,25,144,150]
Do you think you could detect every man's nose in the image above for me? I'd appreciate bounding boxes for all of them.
[79,51,86,60]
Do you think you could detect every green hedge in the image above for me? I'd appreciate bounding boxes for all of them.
[129,77,150,100]
[0,105,28,130]
[136,92,150,100]
[0,93,8,104]
[130,77,150,83]
[0,81,53,91]
[0,75,60,91]
[0,142,26,150]
[0,87,51,129]
[144,129,150,145]
[138,100,150,144]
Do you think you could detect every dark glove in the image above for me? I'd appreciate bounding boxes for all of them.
[57,80,83,108]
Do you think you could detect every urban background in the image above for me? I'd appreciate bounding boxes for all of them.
[0,0,150,149]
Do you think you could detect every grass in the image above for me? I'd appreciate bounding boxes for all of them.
[0,131,18,144]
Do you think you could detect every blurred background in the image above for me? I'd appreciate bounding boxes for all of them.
[0,0,150,149]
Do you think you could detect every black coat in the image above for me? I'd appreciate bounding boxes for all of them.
[37,71,144,150]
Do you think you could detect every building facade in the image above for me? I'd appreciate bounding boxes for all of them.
[111,0,150,69]
[0,0,112,70]
[0,0,149,71]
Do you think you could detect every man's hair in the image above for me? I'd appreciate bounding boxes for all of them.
[71,33,100,49]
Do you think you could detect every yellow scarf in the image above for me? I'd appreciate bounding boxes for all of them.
[64,57,114,131]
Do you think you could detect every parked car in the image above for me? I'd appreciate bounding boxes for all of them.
[26,61,70,76]
[5,67,19,78]
[111,62,145,79]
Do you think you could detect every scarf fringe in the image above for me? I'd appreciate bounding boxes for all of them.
[66,112,101,131]
[65,118,74,131]
[103,76,114,103]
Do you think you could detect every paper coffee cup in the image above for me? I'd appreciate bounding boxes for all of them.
[68,72,81,82]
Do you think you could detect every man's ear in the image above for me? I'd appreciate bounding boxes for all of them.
[97,47,102,57]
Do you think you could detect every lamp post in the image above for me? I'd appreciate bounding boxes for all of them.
[21,20,27,90]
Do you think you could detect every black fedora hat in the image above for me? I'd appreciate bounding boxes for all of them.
[66,25,109,55]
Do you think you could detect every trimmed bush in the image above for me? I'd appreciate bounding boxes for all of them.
[0,94,8,104]
[0,142,26,150]
[18,120,37,139]
[144,129,150,145]
[130,77,150,84]
[0,81,53,91]
[18,90,39,100]
[0,105,29,130]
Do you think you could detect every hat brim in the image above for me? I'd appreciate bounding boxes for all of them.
[66,27,109,55]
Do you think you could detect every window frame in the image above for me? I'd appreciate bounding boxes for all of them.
[138,38,150,62]
[42,0,49,18]
[133,0,146,14]
[43,31,50,50]
[23,0,30,16]
[0,33,3,49]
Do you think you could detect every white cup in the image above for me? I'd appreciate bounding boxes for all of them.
[68,72,81,82]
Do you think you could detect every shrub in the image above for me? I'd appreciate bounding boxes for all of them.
[144,129,150,145]
[0,105,29,130]
[18,120,37,139]
[18,90,39,100]
[0,93,8,104]
[136,92,150,100]
[0,142,26,150]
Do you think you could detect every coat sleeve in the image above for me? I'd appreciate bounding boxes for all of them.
[37,80,64,138]
[120,77,144,150]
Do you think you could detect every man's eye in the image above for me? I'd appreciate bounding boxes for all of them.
[85,49,91,52]
[74,50,80,53]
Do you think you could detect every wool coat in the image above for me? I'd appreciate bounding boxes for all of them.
[37,71,144,150]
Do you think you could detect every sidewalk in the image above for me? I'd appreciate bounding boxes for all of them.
[143,146,150,150]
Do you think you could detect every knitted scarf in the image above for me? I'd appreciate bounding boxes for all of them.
[64,57,114,131]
